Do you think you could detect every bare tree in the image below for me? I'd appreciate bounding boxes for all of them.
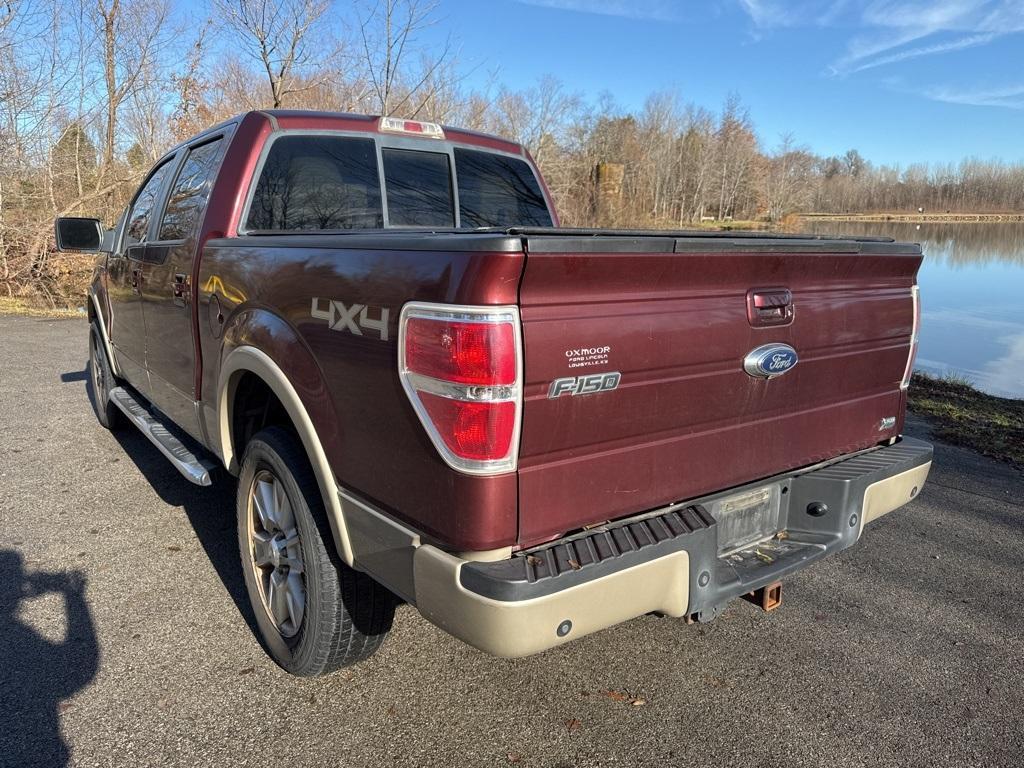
[169,21,213,141]
[356,0,452,116]
[494,76,581,165]
[94,0,173,176]
[764,134,816,222]
[215,0,333,108]
[714,93,758,220]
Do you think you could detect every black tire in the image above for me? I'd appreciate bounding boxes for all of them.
[88,323,123,430]
[237,426,395,676]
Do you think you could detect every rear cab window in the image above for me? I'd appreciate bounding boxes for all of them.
[242,132,551,232]
[246,136,383,231]
[382,148,454,227]
[454,148,552,228]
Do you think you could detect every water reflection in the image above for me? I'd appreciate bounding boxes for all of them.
[802,221,1024,399]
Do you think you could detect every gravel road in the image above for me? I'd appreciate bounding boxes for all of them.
[1,314,1022,768]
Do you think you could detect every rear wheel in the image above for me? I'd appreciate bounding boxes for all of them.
[237,427,395,675]
[88,324,123,430]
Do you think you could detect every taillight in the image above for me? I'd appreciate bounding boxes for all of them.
[398,303,522,474]
[405,318,516,385]
[901,284,920,390]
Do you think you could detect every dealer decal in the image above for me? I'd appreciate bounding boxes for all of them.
[565,345,611,369]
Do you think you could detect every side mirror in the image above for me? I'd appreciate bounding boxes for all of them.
[54,217,104,252]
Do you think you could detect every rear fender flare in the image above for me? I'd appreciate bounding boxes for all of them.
[218,343,353,565]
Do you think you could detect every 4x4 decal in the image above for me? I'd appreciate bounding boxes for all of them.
[311,298,390,341]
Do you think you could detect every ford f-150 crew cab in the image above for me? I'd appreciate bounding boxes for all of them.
[56,110,933,676]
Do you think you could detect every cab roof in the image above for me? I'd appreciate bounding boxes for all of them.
[175,110,526,158]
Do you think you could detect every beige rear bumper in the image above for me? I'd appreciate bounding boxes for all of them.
[413,546,690,657]
[340,438,933,659]
[861,461,932,530]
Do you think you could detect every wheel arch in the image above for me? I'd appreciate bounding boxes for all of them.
[218,345,353,564]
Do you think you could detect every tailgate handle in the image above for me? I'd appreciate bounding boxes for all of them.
[747,289,794,327]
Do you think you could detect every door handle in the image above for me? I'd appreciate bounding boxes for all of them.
[130,268,142,294]
[173,273,189,307]
[747,288,794,327]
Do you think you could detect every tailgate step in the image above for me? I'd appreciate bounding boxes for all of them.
[109,387,216,486]
[459,504,717,601]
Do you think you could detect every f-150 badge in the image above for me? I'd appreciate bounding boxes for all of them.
[548,372,621,398]
[743,344,799,378]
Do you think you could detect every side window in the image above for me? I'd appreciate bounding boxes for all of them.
[245,135,383,231]
[158,138,224,241]
[125,160,174,246]
[382,148,454,227]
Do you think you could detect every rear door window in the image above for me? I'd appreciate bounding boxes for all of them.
[125,160,174,246]
[382,148,454,227]
[454,148,552,228]
[246,136,383,231]
[158,138,225,241]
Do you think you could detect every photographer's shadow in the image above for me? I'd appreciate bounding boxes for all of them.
[0,550,98,768]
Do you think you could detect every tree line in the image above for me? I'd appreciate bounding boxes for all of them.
[2,0,1023,306]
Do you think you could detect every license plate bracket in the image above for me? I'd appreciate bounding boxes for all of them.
[708,484,782,557]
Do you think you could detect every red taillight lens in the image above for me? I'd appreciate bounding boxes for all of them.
[399,304,521,474]
[405,318,516,385]
[418,394,516,461]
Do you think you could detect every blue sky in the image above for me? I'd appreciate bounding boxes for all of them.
[420,0,1024,165]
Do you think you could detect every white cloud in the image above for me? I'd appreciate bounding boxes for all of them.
[737,0,1024,75]
[738,0,850,28]
[514,0,683,22]
[843,31,996,73]
[923,82,1024,109]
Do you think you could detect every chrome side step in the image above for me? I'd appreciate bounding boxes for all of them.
[109,386,217,486]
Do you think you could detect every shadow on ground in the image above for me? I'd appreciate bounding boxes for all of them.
[0,551,99,768]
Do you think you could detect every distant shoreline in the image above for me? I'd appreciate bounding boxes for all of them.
[798,212,1024,223]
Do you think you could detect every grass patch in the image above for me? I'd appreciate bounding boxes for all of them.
[909,372,1024,469]
[0,296,85,318]
[692,219,768,231]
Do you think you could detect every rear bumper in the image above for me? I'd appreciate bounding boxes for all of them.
[349,437,932,658]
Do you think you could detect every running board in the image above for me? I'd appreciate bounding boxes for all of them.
[109,387,216,486]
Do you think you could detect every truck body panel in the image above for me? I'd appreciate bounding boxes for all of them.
[70,110,931,663]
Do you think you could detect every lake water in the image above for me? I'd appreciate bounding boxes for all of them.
[801,221,1024,399]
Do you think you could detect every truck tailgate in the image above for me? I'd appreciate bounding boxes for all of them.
[516,233,922,547]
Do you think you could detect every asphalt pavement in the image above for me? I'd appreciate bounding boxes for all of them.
[1,314,1022,768]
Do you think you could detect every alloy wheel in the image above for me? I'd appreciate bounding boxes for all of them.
[246,469,306,638]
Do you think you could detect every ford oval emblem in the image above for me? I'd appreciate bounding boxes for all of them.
[744,344,799,379]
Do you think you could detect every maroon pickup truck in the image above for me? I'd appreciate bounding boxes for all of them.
[56,110,932,676]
